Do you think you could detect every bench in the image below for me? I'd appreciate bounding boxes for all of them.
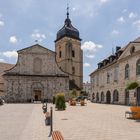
[52,131,64,140]
[125,111,137,118]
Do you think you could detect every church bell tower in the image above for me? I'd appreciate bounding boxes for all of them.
[55,7,83,90]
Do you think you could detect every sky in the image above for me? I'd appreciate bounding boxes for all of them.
[0,0,140,82]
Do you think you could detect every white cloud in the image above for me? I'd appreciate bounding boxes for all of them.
[31,29,46,42]
[0,20,5,27]
[3,51,18,58]
[82,41,103,51]
[117,16,125,23]
[111,30,119,35]
[84,63,91,67]
[133,20,140,30]
[0,58,5,62]
[129,12,137,19]
[100,0,109,4]
[9,36,18,44]
[82,41,103,59]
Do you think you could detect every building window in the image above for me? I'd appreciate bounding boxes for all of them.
[113,90,119,102]
[130,46,135,54]
[72,66,75,75]
[107,72,110,83]
[96,75,99,86]
[33,58,42,73]
[125,64,129,79]
[114,67,118,82]
[136,59,140,75]
[59,51,62,58]
[72,50,75,57]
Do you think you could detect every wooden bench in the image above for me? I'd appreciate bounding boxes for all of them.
[52,131,64,140]
[125,111,137,118]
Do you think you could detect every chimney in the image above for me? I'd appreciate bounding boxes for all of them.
[116,46,121,52]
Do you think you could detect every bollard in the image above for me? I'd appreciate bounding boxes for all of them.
[49,107,53,137]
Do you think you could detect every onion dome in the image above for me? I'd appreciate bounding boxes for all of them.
[55,8,81,42]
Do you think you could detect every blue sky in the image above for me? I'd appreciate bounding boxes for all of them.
[0,0,140,82]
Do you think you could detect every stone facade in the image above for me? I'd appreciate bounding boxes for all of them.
[0,63,14,98]
[83,82,91,95]
[55,37,83,90]
[90,37,140,105]
[3,44,69,102]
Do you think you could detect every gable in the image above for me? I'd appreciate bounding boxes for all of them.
[119,42,140,60]
[4,44,68,77]
[18,44,55,55]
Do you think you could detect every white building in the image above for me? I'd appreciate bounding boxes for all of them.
[83,82,91,95]
[90,37,140,105]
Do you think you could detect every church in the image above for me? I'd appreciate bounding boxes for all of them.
[3,10,83,103]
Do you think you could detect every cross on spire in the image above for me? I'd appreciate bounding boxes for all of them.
[67,3,69,19]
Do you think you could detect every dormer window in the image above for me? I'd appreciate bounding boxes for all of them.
[130,46,135,54]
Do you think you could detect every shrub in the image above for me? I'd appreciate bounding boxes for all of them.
[69,89,77,99]
[127,82,139,90]
[55,93,66,110]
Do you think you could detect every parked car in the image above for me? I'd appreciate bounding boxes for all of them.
[0,98,4,105]
[75,96,82,102]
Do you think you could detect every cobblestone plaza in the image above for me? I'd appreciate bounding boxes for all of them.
[0,102,140,140]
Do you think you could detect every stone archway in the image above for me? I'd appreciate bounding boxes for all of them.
[92,93,95,102]
[96,92,99,102]
[106,91,111,104]
[125,89,129,105]
[31,82,44,101]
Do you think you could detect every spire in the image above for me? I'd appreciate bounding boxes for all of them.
[66,3,69,19]
[65,4,71,26]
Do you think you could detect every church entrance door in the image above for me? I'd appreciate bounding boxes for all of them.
[34,90,41,101]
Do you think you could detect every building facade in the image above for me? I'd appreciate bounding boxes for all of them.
[90,37,140,105]
[0,63,14,98]
[55,10,83,90]
[83,82,91,95]
[3,45,69,102]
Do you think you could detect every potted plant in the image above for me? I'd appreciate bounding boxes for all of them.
[126,81,140,119]
[80,99,85,106]
[69,90,77,106]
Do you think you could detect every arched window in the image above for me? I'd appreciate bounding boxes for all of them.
[125,64,129,79]
[72,66,75,75]
[136,59,140,75]
[33,58,42,73]
[113,90,119,102]
[101,92,104,102]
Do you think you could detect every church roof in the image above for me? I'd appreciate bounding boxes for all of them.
[55,9,81,42]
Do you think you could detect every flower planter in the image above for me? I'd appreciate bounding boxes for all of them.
[69,100,76,106]
[130,106,140,119]
[80,100,85,106]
